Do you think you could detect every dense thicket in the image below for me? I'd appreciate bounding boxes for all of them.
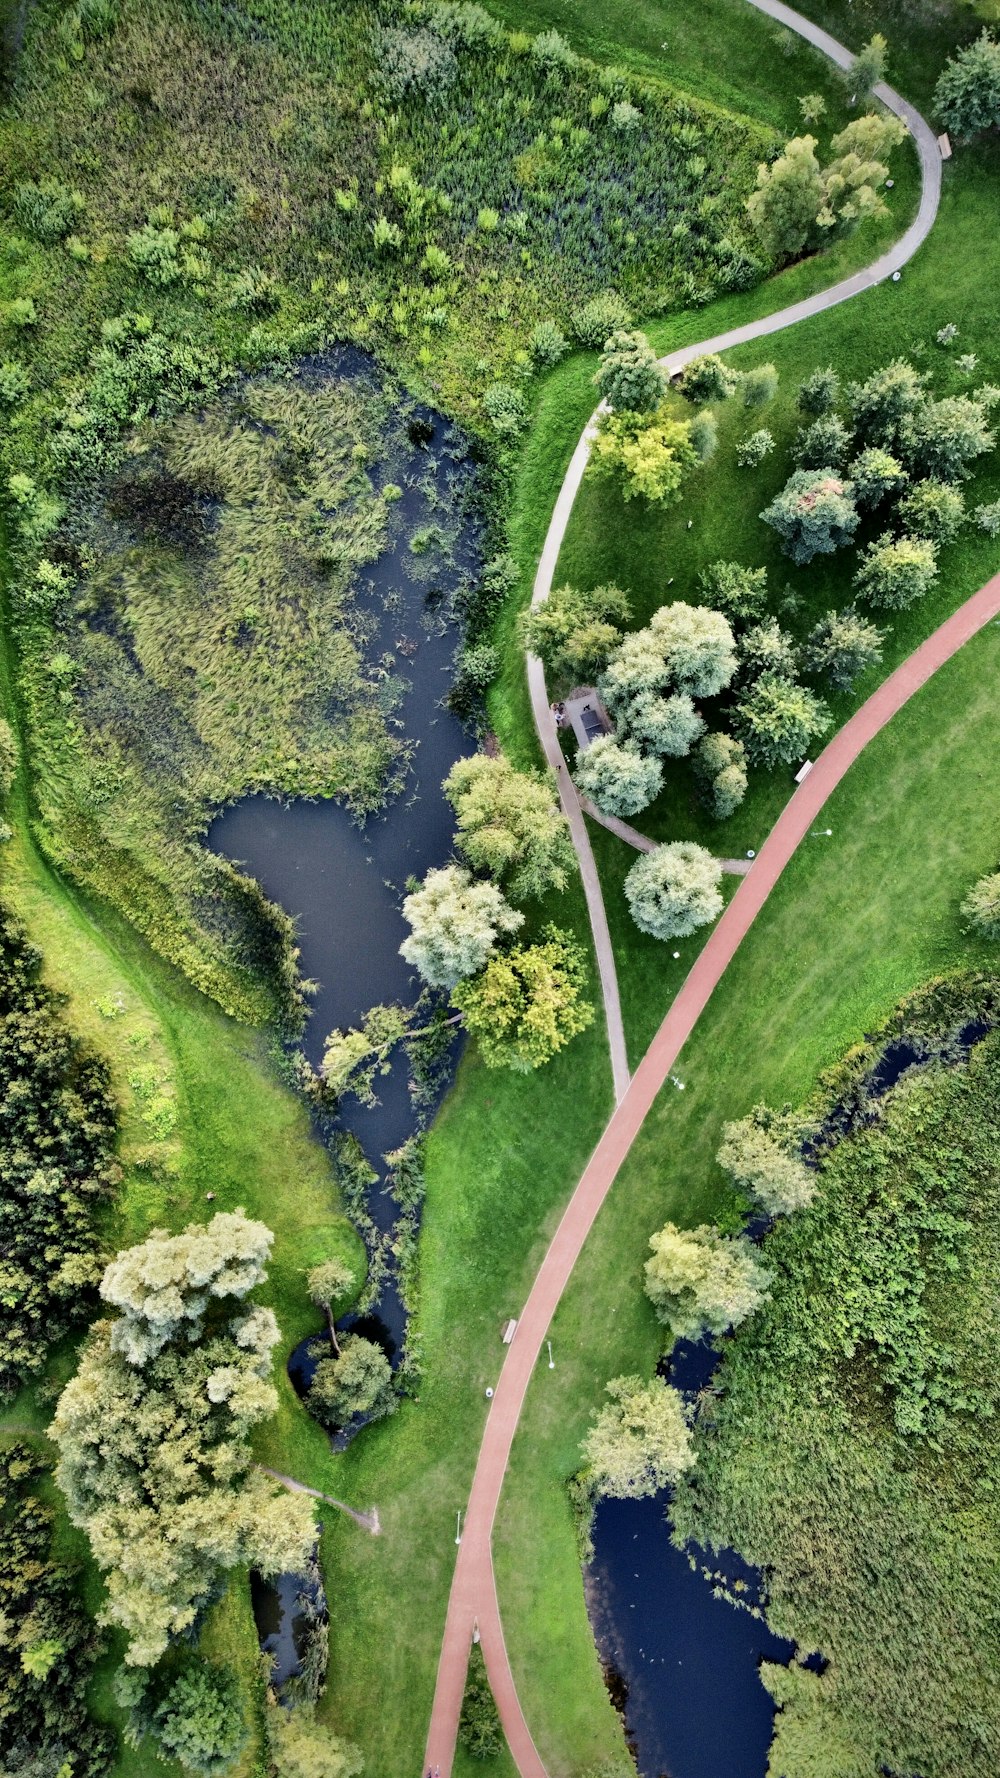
[0,908,118,1399]
[673,977,1000,1778]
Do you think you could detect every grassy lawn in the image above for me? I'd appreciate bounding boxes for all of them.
[494,599,1000,1776]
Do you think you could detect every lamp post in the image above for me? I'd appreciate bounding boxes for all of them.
[455,1511,462,1546]
[547,1341,555,1370]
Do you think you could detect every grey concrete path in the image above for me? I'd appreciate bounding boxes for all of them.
[258,1464,381,1535]
[579,793,753,873]
[428,9,945,1775]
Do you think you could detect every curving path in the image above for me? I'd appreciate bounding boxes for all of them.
[426,8,947,1774]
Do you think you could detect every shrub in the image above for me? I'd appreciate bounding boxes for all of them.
[688,409,718,462]
[741,362,779,408]
[961,870,1000,938]
[907,394,995,482]
[0,719,16,797]
[850,446,907,509]
[223,266,278,313]
[803,607,885,691]
[482,381,528,438]
[267,1702,363,1778]
[309,1334,396,1428]
[740,617,799,683]
[377,27,458,102]
[6,297,36,327]
[12,178,85,243]
[519,581,630,683]
[624,841,723,940]
[400,864,522,988]
[717,1104,816,1216]
[693,731,748,819]
[848,358,926,451]
[459,1646,503,1758]
[151,1665,247,1777]
[736,428,775,468]
[570,290,631,349]
[611,98,642,131]
[934,30,1000,137]
[975,499,1000,536]
[848,32,888,99]
[793,413,851,469]
[593,329,667,413]
[644,1222,771,1340]
[581,1375,694,1499]
[452,925,594,1071]
[574,736,663,816]
[698,561,768,626]
[798,366,840,415]
[372,214,403,252]
[530,27,580,77]
[897,477,965,541]
[854,533,938,610]
[446,642,500,721]
[529,319,568,366]
[591,406,698,503]
[678,352,739,403]
[0,360,30,406]
[761,468,859,564]
[734,673,831,768]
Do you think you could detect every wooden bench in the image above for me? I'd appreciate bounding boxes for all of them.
[502,1318,517,1344]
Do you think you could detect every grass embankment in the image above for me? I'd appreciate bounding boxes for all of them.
[496,603,1000,1772]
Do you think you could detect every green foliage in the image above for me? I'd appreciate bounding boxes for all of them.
[624,841,723,941]
[644,1221,771,1341]
[734,672,831,768]
[400,864,523,990]
[961,871,1000,938]
[150,1664,248,1776]
[849,445,906,509]
[452,923,593,1071]
[735,426,774,467]
[458,1645,503,1760]
[482,381,528,438]
[678,353,739,404]
[792,412,851,469]
[625,689,705,758]
[0,360,30,407]
[688,408,718,463]
[803,606,885,691]
[570,292,632,350]
[11,178,85,243]
[447,643,501,723]
[529,319,569,367]
[0,1443,113,1778]
[934,29,1000,137]
[0,908,118,1397]
[519,581,631,685]
[52,1212,315,1665]
[267,1701,363,1778]
[848,33,889,100]
[0,717,17,799]
[376,25,459,104]
[747,116,902,262]
[309,1333,396,1430]
[797,364,839,415]
[854,532,939,610]
[692,731,748,819]
[739,616,799,684]
[847,357,926,451]
[717,1103,815,1216]
[444,753,575,902]
[580,1374,694,1499]
[760,467,859,564]
[696,560,768,627]
[574,736,663,817]
[590,404,698,503]
[646,601,737,698]
[593,329,667,413]
[746,134,823,259]
[740,361,778,408]
[908,392,995,481]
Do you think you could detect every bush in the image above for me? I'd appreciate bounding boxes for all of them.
[907,393,995,482]
[459,1646,503,1758]
[717,1104,816,1216]
[697,560,768,626]
[624,841,723,940]
[961,871,1000,938]
[0,717,17,797]
[151,1665,247,1777]
[975,499,1000,536]
[740,617,799,684]
[12,178,85,243]
[591,406,698,503]
[854,533,938,610]
[0,360,30,406]
[734,673,831,768]
[792,414,851,469]
[482,381,528,438]
[848,358,925,451]
[581,1375,694,1499]
[741,363,779,408]
[736,427,775,468]
[798,365,840,415]
[897,477,965,541]
[309,1334,396,1428]
[803,607,885,691]
[377,26,458,102]
[850,446,907,509]
[530,26,580,77]
[678,352,739,403]
[574,736,663,817]
[446,643,500,721]
[693,731,748,819]
[689,409,718,462]
[570,291,631,349]
[934,30,1000,137]
[761,468,859,564]
[644,1222,771,1340]
[529,319,568,367]
[593,329,666,413]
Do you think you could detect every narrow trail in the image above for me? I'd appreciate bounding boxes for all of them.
[425,7,948,1774]
[258,1465,381,1535]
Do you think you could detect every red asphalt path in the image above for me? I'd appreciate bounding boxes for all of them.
[424,570,1000,1778]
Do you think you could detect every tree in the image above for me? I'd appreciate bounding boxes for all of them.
[697,560,769,626]
[599,629,671,716]
[574,736,663,817]
[648,601,738,697]
[307,1257,358,1356]
[747,135,824,260]
[692,732,748,820]
[848,33,888,99]
[907,394,995,482]
[399,864,522,989]
[593,329,667,412]
[678,353,739,403]
[451,925,594,1071]
[717,1105,816,1216]
[581,1375,694,1499]
[52,1214,315,1666]
[267,1702,363,1778]
[734,673,831,768]
[689,409,718,462]
[625,690,706,758]
[591,406,698,503]
[760,468,859,564]
[519,582,631,684]
[741,363,779,408]
[793,414,851,470]
[444,754,574,903]
[849,446,906,509]
[897,478,966,541]
[309,1334,396,1429]
[644,1222,771,1341]
[934,30,1000,138]
[961,870,1000,938]
[624,842,723,941]
[803,607,885,691]
[459,1646,502,1759]
[152,1665,247,1777]
[739,617,799,684]
[798,365,839,416]
[818,114,905,240]
[736,427,775,468]
[854,533,938,610]
[848,358,926,451]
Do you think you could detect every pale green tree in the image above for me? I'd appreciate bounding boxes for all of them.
[591,407,698,503]
[717,1105,816,1216]
[644,1222,772,1340]
[849,446,906,509]
[581,1375,695,1499]
[854,534,938,610]
[961,870,1000,939]
[519,582,631,683]
[399,864,522,989]
[739,617,799,684]
[692,732,748,820]
[307,1257,358,1356]
[648,600,738,697]
[267,1702,363,1778]
[452,925,593,1071]
[678,353,740,403]
[624,842,723,941]
[625,690,706,758]
[443,754,574,902]
[746,135,824,260]
[574,736,663,818]
[908,394,995,482]
[99,1209,274,1366]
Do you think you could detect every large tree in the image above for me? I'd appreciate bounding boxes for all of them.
[847,358,926,451]
[935,29,1000,137]
[907,393,995,482]
[593,329,667,412]
[519,582,631,684]
[648,601,738,697]
[574,736,663,818]
[51,1212,315,1666]
[443,754,574,902]
[399,864,522,989]
[760,468,859,564]
[625,690,706,758]
[309,1334,396,1429]
[624,842,723,941]
[581,1375,694,1499]
[590,406,698,503]
[451,925,593,1071]
[267,1703,363,1778]
[854,534,938,610]
[717,1104,816,1217]
[697,560,769,626]
[961,870,1000,939]
[733,673,831,769]
[644,1222,771,1341]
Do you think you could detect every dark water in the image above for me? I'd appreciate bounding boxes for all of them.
[250,1565,323,1692]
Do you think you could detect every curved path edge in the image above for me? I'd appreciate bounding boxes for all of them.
[428,8,946,1774]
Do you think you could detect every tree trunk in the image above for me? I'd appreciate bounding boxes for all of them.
[325,1303,341,1357]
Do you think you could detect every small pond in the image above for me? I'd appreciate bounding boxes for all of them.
[250,1562,324,1694]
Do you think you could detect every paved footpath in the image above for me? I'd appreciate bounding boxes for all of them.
[426,5,950,1772]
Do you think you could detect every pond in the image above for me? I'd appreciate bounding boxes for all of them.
[250,1562,324,1694]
